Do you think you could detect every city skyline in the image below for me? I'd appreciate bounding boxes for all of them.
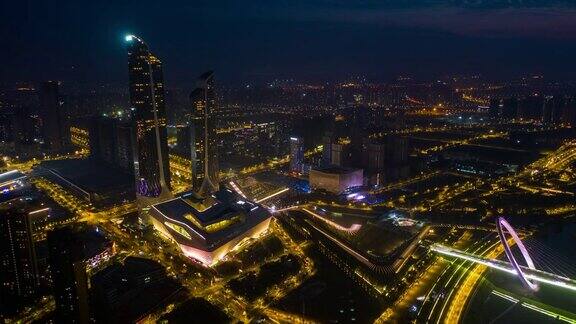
[1,2,576,323]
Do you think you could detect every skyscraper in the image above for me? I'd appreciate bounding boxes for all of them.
[0,201,39,314]
[89,116,134,174]
[189,71,219,195]
[321,132,333,167]
[289,136,304,173]
[126,35,171,202]
[47,227,90,324]
[38,81,70,152]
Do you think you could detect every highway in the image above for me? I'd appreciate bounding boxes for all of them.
[415,232,500,323]
[431,244,576,292]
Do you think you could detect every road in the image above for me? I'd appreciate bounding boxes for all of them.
[415,232,500,323]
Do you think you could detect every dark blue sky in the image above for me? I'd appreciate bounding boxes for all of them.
[2,1,576,86]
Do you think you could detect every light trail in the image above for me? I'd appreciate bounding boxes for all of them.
[424,235,497,322]
[229,181,247,199]
[491,290,576,324]
[306,221,372,267]
[431,244,576,292]
[434,241,500,324]
[301,208,362,233]
[255,187,289,203]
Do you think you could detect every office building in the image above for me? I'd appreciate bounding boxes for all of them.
[38,81,70,152]
[0,199,39,314]
[189,71,219,195]
[321,133,333,167]
[175,124,192,158]
[289,136,304,173]
[47,227,90,324]
[126,34,171,201]
[361,136,409,185]
[89,116,134,174]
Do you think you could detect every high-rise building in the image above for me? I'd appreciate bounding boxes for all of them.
[321,133,333,167]
[0,200,39,315]
[47,227,90,324]
[289,136,304,173]
[543,96,565,124]
[361,135,409,185]
[126,35,171,202]
[89,116,134,174]
[189,71,219,195]
[175,125,192,158]
[38,81,70,152]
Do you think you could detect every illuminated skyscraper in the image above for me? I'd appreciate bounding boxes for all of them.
[126,35,171,203]
[189,71,219,195]
[289,136,304,173]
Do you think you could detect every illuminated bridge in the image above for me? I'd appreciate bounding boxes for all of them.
[431,217,576,292]
[431,244,576,292]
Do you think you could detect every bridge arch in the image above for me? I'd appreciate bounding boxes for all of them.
[496,217,538,291]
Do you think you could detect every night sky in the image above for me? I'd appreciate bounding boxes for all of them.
[2,0,576,86]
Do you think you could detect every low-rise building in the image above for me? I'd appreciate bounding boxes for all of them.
[149,188,272,266]
[309,166,363,194]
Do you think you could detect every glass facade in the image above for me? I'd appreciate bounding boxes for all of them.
[126,35,171,198]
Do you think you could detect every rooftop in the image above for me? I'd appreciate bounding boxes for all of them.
[313,166,362,174]
[39,159,133,193]
[151,188,271,251]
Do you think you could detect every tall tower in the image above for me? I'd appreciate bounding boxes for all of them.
[290,136,304,173]
[125,35,171,208]
[38,81,70,152]
[0,202,38,314]
[189,71,219,195]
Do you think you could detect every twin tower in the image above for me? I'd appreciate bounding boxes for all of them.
[125,35,218,205]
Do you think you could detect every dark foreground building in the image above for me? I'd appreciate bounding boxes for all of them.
[38,81,70,153]
[0,198,39,315]
[47,227,90,324]
[91,257,182,323]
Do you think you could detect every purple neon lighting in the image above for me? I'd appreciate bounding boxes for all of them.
[496,217,539,291]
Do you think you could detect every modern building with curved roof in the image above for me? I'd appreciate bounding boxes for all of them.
[149,188,271,266]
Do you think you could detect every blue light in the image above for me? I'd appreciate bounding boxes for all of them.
[125,35,134,42]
